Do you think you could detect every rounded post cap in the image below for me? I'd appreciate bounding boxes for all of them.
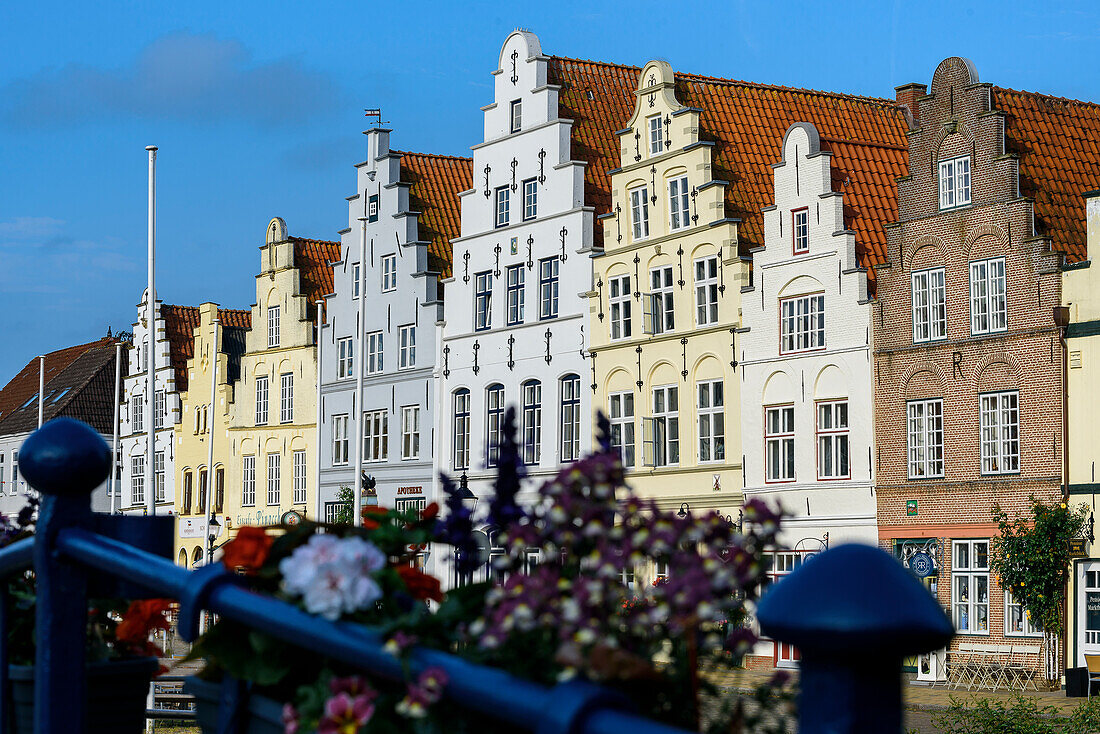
[20,417,111,497]
[757,543,954,657]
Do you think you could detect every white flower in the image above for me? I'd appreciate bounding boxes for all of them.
[279,534,387,620]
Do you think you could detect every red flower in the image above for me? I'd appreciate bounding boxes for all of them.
[116,598,173,663]
[421,503,439,521]
[361,506,389,531]
[395,565,444,603]
[222,526,273,574]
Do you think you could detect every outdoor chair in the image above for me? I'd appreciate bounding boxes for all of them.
[1085,654,1100,699]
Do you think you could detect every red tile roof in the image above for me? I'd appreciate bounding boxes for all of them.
[0,336,116,427]
[548,57,910,275]
[290,237,341,322]
[992,87,1100,263]
[396,152,472,281]
[162,305,251,392]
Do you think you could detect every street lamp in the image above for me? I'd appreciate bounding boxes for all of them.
[207,516,221,564]
[677,502,689,518]
[457,472,478,513]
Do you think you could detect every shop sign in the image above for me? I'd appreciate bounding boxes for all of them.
[1069,538,1087,558]
[906,500,918,516]
[179,517,224,540]
[909,552,934,578]
[1088,592,1100,632]
[397,486,424,495]
[281,510,303,527]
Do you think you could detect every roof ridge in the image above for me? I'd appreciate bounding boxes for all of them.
[549,54,899,108]
[393,149,473,163]
[289,235,340,246]
[994,85,1100,110]
[49,342,117,419]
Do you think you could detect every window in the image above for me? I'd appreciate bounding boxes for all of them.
[352,263,361,299]
[560,375,581,462]
[267,453,281,505]
[609,392,635,468]
[154,450,165,502]
[293,450,307,504]
[609,275,632,340]
[645,386,679,467]
[0,454,5,495]
[255,376,269,425]
[11,451,18,494]
[399,325,416,370]
[626,188,648,243]
[695,256,719,327]
[765,405,795,482]
[1005,590,1041,636]
[363,409,388,462]
[938,155,971,210]
[280,373,294,423]
[539,256,559,320]
[367,332,383,374]
[368,195,379,223]
[953,540,990,634]
[395,497,428,519]
[907,399,944,479]
[486,384,505,466]
[475,272,493,331]
[242,455,256,507]
[648,115,662,155]
[154,390,166,429]
[779,294,825,353]
[401,406,420,460]
[816,401,849,479]
[697,381,725,463]
[510,99,522,133]
[181,471,193,515]
[132,394,143,433]
[337,337,354,379]
[453,389,471,470]
[332,414,349,465]
[495,187,510,228]
[268,306,280,348]
[324,501,349,524]
[506,265,525,326]
[215,468,224,513]
[523,179,537,221]
[382,255,397,292]
[669,176,690,230]
[522,380,542,465]
[980,391,1019,474]
[198,469,207,514]
[131,456,145,505]
[793,208,809,254]
[970,258,1007,335]
[912,268,947,343]
[648,266,674,334]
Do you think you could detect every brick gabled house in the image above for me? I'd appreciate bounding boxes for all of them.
[874,56,1100,681]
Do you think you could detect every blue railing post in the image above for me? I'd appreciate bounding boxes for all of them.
[757,543,954,734]
[20,417,112,734]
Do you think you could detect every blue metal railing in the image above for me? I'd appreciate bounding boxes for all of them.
[5,417,954,733]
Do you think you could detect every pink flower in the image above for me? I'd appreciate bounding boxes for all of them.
[281,703,299,734]
[317,691,376,734]
[397,666,449,718]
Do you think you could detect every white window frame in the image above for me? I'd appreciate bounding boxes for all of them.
[495,187,510,228]
[792,208,809,254]
[363,409,388,463]
[695,256,719,327]
[453,389,471,471]
[609,275,632,340]
[816,400,850,480]
[154,450,165,502]
[293,450,307,504]
[765,405,795,483]
[1005,589,1042,637]
[242,455,256,507]
[398,325,416,370]
[522,380,542,465]
[523,179,537,221]
[697,380,725,463]
[367,331,384,374]
[267,306,280,348]
[912,268,947,343]
[266,453,281,506]
[475,271,492,331]
[907,398,944,479]
[952,539,990,635]
[938,155,972,210]
[648,265,675,334]
[332,414,349,465]
[401,405,420,460]
[486,383,505,467]
[382,255,398,292]
[154,390,166,430]
[510,99,522,133]
[630,186,649,241]
[779,293,825,353]
[131,455,144,505]
[539,256,559,320]
[669,176,690,231]
[132,394,143,433]
[352,263,361,299]
[609,391,635,468]
[560,374,581,462]
[969,257,1007,335]
[255,376,269,425]
[644,385,679,467]
[506,265,525,326]
[980,390,1019,475]
[280,373,294,424]
[648,115,662,156]
[337,337,354,379]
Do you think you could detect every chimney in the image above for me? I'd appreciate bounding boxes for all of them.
[895,83,927,129]
[1086,190,1100,262]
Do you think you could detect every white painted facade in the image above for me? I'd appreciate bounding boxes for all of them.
[0,431,112,516]
[741,123,877,550]
[436,31,595,517]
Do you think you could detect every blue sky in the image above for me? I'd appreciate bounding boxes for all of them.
[2,0,1099,384]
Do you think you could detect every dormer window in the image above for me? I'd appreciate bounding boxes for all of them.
[648,115,662,156]
[938,155,971,210]
[792,208,809,254]
[510,100,522,133]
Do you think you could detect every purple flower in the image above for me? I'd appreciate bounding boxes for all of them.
[316,691,375,734]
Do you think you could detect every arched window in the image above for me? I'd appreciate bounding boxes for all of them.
[486,384,505,466]
[215,467,225,513]
[182,471,193,515]
[198,469,208,514]
[560,374,581,462]
[453,389,471,471]
[522,380,542,465]
[192,546,203,569]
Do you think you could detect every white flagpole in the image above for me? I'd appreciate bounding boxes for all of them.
[37,356,44,428]
[353,200,367,527]
[110,342,122,513]
[204,319,219,562]
[145,145,157,516]
[315,300,324,523]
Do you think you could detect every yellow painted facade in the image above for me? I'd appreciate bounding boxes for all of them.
[588,61,748,587]
[1064,192,1100,669]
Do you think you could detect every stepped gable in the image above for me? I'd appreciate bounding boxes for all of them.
[396,151,473,280]
[289,236,341,323]
[0,337,120,435]
[549,56,910,276]
[163,305,251,393]
[992,87,1100,263]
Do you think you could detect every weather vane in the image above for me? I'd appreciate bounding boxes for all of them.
[364,108,388,125]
